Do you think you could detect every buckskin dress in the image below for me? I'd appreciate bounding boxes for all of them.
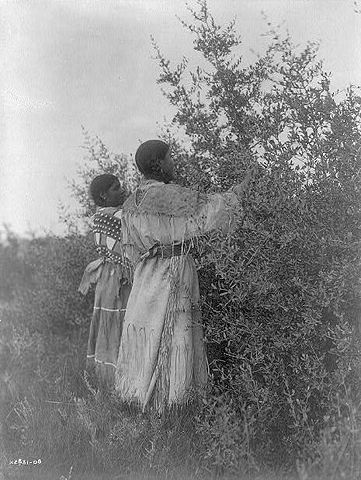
[79,207,131,388]
[115,180,239,411]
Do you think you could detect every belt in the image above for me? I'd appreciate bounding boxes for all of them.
[139,242,191,262]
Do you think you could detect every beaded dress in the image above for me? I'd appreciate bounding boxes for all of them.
[79,207,131,388]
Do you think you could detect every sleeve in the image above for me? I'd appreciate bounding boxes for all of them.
[199,191,240,234]
[185,190,240,238]
[78,258,104,295]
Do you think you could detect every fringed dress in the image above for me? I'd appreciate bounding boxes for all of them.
[115,180,238,411]
[79,207,131,388]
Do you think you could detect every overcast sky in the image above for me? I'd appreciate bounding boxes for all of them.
[1,0,361,236]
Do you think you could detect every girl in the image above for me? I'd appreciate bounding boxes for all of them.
[79,174,131,389]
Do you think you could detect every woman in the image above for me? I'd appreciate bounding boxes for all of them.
[115,141,254,410]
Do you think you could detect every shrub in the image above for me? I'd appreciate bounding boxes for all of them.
[0,232,94,464]
[151,0,361,471]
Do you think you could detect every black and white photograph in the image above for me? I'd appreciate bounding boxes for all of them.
[1,1,361,479]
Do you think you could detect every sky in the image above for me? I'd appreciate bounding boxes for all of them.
[1,0,361,236]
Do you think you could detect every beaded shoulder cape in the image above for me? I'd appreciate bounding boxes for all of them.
[78,207,129,295]
[92,207,123,263]
[122,181,208,218]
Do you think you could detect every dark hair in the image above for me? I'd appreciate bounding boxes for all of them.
[135,140,170,180]
[89,174,118,207]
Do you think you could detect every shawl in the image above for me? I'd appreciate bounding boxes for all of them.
[122,181,208,217]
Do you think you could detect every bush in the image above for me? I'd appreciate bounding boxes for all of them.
[151,0,361,472]
[0,232,93,467]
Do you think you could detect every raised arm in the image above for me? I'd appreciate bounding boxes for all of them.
[193,164,259,235]
[195,190,239,234]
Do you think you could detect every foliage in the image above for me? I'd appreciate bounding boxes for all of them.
[152,0,361,472]
[0,233,93,335]
[0,232,92,466]
[0,227,33,303]
[62,129,139,233]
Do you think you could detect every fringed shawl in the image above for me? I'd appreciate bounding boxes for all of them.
[122,181,208,217]
[121,181,239,267]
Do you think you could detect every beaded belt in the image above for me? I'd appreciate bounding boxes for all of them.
[139,242,191,262]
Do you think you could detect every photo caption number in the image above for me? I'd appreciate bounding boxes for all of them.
[9,458,42,466]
